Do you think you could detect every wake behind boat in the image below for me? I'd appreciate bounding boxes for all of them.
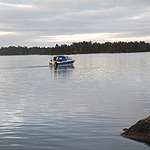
[49,55,75,67]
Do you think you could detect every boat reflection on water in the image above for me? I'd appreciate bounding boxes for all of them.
[49,65,75,80]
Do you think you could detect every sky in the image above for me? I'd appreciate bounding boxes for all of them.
[0,0,150,47]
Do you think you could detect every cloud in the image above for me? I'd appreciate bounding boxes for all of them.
[0,0,150,47]
[0,2,32,8]
[35,33,122,43]
[0,31,15,35]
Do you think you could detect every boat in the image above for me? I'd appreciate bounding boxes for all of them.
[49,55,75,67]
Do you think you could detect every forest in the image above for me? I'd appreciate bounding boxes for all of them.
[0,41,150,55]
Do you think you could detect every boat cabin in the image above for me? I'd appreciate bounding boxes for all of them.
[53,56,69,62]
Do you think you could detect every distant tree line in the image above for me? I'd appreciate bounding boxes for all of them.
[0,41,150,55]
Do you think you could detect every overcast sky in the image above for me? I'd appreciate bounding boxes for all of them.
[0,0,150,47]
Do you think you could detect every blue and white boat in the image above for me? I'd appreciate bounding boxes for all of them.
[49,55,75,67]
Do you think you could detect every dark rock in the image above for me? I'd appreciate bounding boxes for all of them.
[121,116,150,145]
[123,128,128,131]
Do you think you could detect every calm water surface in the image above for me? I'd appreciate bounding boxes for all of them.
[0,53,150,150]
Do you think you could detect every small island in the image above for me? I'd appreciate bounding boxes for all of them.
[0,41,150,55]
[121,116,150,145]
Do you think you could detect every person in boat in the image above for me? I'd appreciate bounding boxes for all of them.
[59,57,62,61]
[54,57,56,61]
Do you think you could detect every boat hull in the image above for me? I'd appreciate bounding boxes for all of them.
[49,60,75,66]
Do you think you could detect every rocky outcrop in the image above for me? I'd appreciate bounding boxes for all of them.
[121,116,150,144]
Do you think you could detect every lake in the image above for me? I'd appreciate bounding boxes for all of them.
[0,53,150,150]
